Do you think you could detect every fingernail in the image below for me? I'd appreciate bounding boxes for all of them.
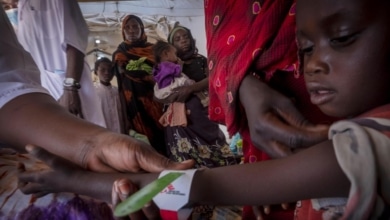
[117,182,130,196]
[25,145,33,152]
[181,159,193,164]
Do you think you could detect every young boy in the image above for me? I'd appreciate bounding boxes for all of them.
[94,57,125,134]
[18,0,390,219]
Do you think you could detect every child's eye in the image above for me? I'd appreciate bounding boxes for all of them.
[299,46,314,56]
[329,33,359,47]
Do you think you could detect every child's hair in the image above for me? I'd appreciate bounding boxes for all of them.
[152,40,173,64]
[94,57,112,75]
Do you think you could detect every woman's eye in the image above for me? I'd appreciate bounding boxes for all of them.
[330,33,358,47]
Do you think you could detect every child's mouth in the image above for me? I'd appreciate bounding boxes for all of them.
[309,89,335,106]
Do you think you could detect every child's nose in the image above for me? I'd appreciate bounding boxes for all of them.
[304,48,329,76]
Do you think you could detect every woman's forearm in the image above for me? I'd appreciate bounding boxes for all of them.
[0,93,108,165]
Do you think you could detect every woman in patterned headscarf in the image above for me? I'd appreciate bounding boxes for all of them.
[113,15,166,155]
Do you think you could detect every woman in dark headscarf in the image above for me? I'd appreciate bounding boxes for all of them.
[160,25,236,169]
[113,15,166,155]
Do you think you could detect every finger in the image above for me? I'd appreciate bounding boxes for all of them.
[19,182,47,195]
[114,179,147,220]
[142,154,195,173]
[78,107,84,119]
[274,105,330,146]
[136,147,195,172]
[252,206,264,220]
[268,141,293,158]
[17,162,28,189]
[263,205,271,215]
[256,115,328,148]
[141,202,160,220]
[281,203,289,210]
[25,145,79,171]
[18,168,50,184]
[112,179,133,220]
[33,191,50,198]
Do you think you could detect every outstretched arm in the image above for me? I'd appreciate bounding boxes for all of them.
[19,141,350,207]
[0,93,194,173]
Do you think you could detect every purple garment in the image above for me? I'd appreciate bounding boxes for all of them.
[153,61,182,88]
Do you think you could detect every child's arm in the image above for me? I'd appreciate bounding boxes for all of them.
[20,141,350,208]
[18,145,158,203]
[190,140,350,206]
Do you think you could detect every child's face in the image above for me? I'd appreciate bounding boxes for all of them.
[297,0,390,118]
[163,46,178,63]
[97,62,114,83]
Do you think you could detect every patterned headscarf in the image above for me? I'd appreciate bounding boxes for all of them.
[167,26,198,61]
[121,14,148,46]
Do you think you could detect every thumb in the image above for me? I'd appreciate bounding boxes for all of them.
[164,159,195,170]
[138,149,195,172]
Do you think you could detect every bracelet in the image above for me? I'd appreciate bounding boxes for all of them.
[63,77,81,89]
[153,169,198,220]
[63,87,79,92]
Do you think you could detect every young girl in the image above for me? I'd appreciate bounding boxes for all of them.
[18,0,390,219]
[94,57,125,134]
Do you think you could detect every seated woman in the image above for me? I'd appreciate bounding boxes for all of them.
[112,14,166,155]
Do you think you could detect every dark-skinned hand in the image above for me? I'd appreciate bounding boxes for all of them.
[239,74,329,159]
[58,88,84,118]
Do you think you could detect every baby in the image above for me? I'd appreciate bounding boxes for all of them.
[152,40,208,127]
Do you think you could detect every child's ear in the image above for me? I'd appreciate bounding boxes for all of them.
[162,49,169,58]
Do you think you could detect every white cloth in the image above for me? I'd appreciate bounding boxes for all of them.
[16,0,105,127]
[0,7,48,108]
[94,82,124,133]
[154,73,194,99]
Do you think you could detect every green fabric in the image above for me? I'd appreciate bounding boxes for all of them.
[129,129,150,145]
[126,57,153,74]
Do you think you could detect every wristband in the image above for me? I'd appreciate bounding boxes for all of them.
[153,169,198,220]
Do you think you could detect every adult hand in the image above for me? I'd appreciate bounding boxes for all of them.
[18,145,162,219]
[252,203,290,220]
[83,132,195,173]
[239,74,329,158]
[155,85,193,104]
[58,88,84,118]
[171,85,194,102]
[112,179,160,220]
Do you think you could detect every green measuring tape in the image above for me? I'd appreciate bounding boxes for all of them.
[114,172,184,217]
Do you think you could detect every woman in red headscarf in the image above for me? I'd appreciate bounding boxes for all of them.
[113,15,166,155]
